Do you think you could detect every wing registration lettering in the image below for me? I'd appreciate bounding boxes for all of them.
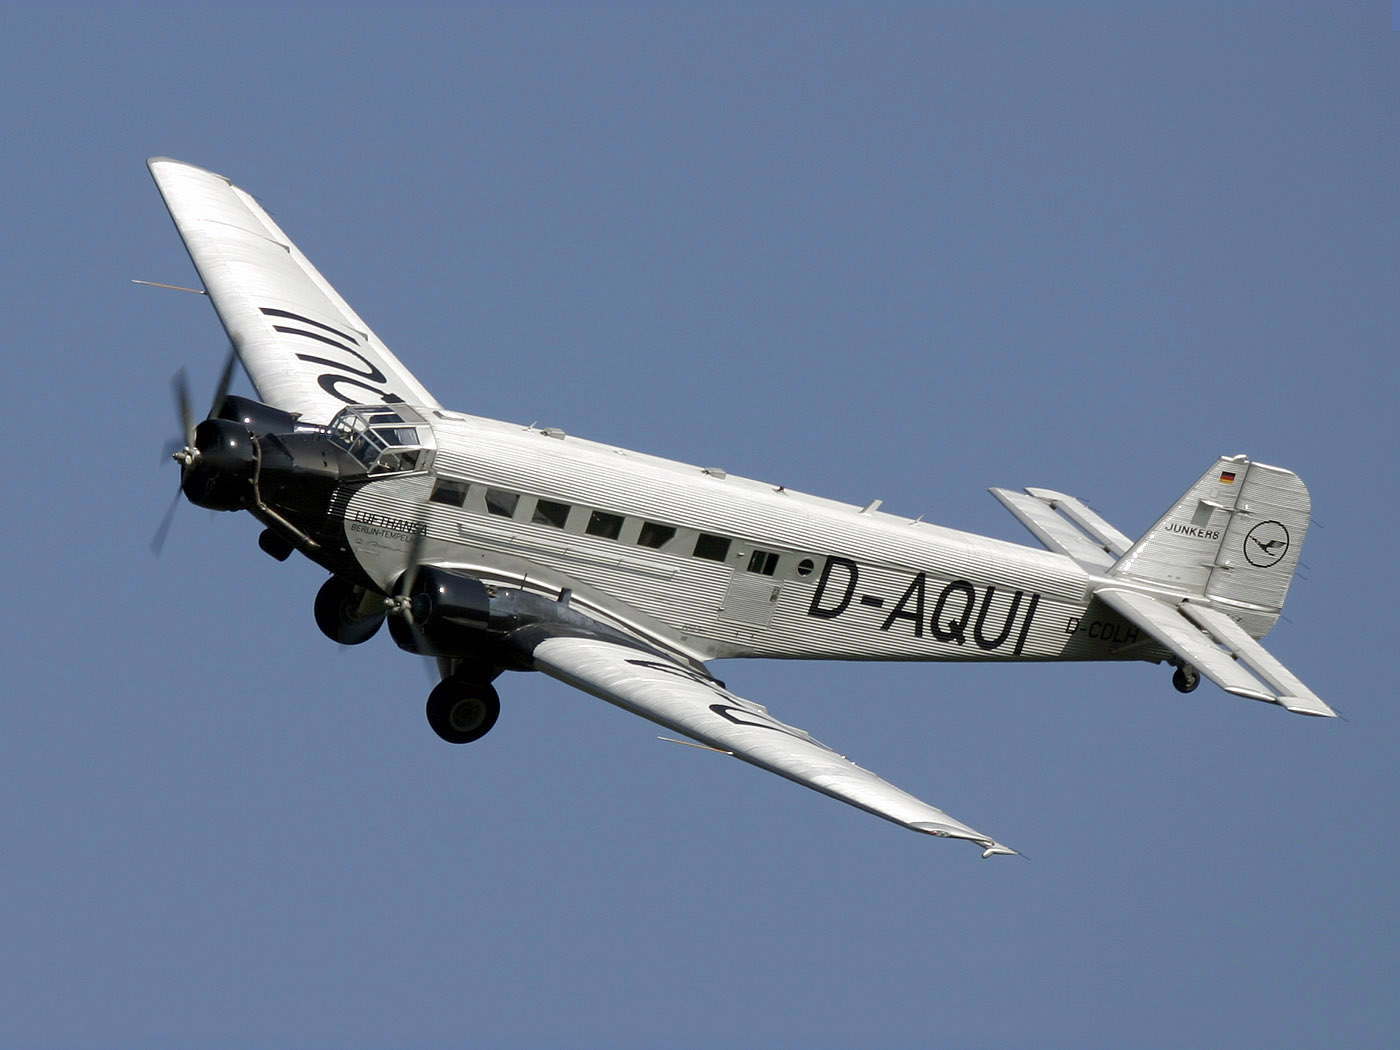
[621,656,816,744]
[259,306,407,405]
[148,158,440,422]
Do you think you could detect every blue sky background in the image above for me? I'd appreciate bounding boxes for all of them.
[1,4,1395,1048]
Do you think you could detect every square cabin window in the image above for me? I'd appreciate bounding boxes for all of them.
[747,549,779,576]
[533,499,570,529]
[430,478,469,507]
[485,489,519,518]
[586,510,624,540]
[693,533,731,562]
[636,521,676,549]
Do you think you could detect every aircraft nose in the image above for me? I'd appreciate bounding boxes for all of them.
[181,417,258,510]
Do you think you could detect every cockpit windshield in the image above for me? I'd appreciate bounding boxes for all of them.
[328,405,431,474]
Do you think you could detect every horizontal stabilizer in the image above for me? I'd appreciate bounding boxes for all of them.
[1023,489,1134,556]
[1177,605,1335,717]
[991,487,1131,572]
[1096,588,1335,717]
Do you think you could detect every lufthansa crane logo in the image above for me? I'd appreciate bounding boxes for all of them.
[1244,520,1290,568]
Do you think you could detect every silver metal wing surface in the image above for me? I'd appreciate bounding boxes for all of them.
[148,158,441,424]
[527,634,1017,857]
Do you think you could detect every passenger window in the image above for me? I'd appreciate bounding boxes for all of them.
[693,534,731,562]
[747,550,779,576]
[586,510,624,539]
[637,521,676,549]
[533,499,570,528]
[485,489,519,518]
[430,478,469,507]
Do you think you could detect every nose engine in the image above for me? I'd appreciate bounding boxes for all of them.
[179,416,259,510]
[163,364,356,554]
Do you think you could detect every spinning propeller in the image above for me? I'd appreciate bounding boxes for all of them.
[311,508,427,650]
[386,526,431,628]
[150,348,241,555]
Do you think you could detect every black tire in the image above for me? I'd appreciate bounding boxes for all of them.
[314,575,384,645]
[1172,666,1200,693]
[427,678,501,744]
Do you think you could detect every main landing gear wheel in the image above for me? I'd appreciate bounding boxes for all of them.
[426,678,500,744]
[1172,665,1201,694]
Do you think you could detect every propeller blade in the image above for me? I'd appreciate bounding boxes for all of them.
[398,526,429,620]
[159,351,241,550]
[150,487,182,556]
[208,346,239,419]
[385,525,435,655]
[172,367,195,449]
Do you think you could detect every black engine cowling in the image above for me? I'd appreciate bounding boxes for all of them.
[178,395,364,519]
[388,565,492,657]
[386,566,637,664]
[181,417,258,510]
[216,395,300,435]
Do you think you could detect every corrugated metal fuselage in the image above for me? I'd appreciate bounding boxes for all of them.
[338,409,1156,667]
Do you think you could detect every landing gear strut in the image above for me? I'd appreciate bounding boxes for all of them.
[1172,664,1200,693]
[426,677,501,743]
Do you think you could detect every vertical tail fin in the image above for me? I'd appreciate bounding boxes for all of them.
[992,456,1327,711]
[1110,456,1310,633]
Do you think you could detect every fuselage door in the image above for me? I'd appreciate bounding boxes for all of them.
[719,546,784,627]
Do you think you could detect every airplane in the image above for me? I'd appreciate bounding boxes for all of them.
[146,157,1334,858]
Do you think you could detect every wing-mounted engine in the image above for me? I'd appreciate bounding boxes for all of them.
[388,565,492,657]
[381,564,683,749]
[386,564,647,666]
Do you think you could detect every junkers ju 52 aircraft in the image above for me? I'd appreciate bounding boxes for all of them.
[148,158,1333,857]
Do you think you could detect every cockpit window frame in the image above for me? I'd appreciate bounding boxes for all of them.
[328,404,434,476]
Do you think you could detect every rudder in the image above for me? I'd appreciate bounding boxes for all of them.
[1110,456,1310,634]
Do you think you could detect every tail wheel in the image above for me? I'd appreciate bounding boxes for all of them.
[427,678,500,744]
[1172,665,1200,693]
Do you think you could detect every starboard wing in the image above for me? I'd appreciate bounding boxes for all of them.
[525,633,1017,857]
[148,158,441,425]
